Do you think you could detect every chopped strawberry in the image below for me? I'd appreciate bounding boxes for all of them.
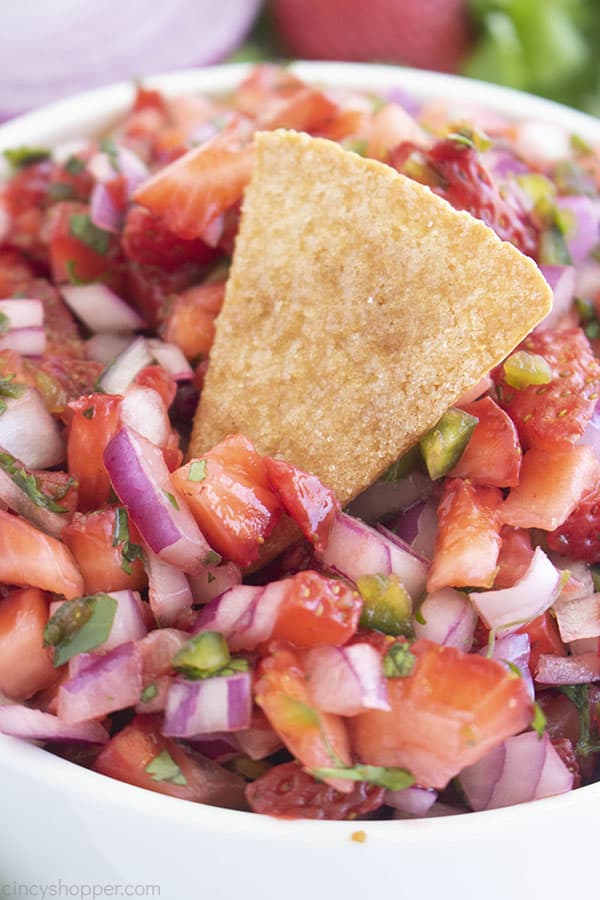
[427,478,503,592]
[0,249,35,296]
[48,201,124,289]
[501,445,600,531]
[349,638,533,790]
[494,328,600,451]
[494,526,535,589]
[271,570,361,648]
[121,206,220,272]
[161,279,226,361]
[133,124,255,241]
[125,260,202,330]
[451,396,522,488]
[0,588,55,700]
[518,613,567,677]
[264,456,340,551]
[67,394,123,512]
[547,479,600,563]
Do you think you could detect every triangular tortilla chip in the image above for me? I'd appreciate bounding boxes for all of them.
[191,129,551,506]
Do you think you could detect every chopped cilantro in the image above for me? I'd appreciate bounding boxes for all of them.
[558,684,600,755]
[383,641,416,678]
[0,312,10,335]
[69,213,110,255]
[44,593,117,667]
[145,750,187,786]
[207,572,216,584]
[0,449,72,513]
[312,764,414,792]
[163,490,180,511]
[188,459,207,482]
[414,605,427,626]
[531,701,547,739]
[204,549,222,566]
[0,374,26,401]
[112,507,145,574]
[99,138,120,171]
[504,660,523,678]
[3,146,50,169]
[64,155,86,175]
[140,683,158,703]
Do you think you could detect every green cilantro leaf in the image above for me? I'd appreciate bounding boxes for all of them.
[163,490,180,511]
[0,449,73,513]
[204,549,222,566]
[3,146,50,169]
[47,182,76,202]
[65,259,92,285]
[188,459,207,482]
[69,213,110,256]
[0,374,26,401]
[145,750,187,786]
[559,684,600,755]
[531,701,547,739]
[140,683,158,703]
[312,764,414,792]
[112,507,145,574]
[44,593,117,667]
[64,155,86,175]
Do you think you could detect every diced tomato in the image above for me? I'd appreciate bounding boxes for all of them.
[246,760,385,820]
[0,510,83,599]
[0,588,55,700]
[494,526,535,589]
[537,690,580,746]
[161,279,226,361]
[0,249,35,296]
[349,638,533,789]
[264,457,340,551]
[518,612,567,677]
[427,479,503,593]
[121,206,220,272]
[255,643,353,792]
[94,714,246,808]
[62,508,147,595]
[49,157,94,204]
[450,396,522,488]
[495,328,600,450]
[133,124,255,241]
[171,434,281,567]
[501,445,600,531]
[270,570,361,648]
[133,365,177,409]
[547,479,600,563]
[67,394,123,512]
[48,201,123,288]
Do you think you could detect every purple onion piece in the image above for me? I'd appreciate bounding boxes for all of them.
[146,551,193,627]
[0,388,65,469]
[194,584,263,637]
[414,588,476,653]
[385,785,438,817]
[97,590,147,652]
[553,592,600,643]
[163,672,252,736]
[556,195,600,265]
[536,265,576,330]
[89,181,122,234]
[0,705,109,744]
[0,299,43,327]
[303,643,389,716]
[57,642,143,724]
[480,632,534,700]
[536,652,600,684]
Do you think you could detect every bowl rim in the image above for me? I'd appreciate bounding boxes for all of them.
[0,59,599,836]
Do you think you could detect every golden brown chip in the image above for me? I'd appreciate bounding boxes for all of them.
[191,129,551,506]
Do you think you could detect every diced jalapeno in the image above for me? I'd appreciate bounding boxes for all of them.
[380,444,421,482]
[539,224,573,266]
[503,350,552,389]
[357,573,412,636]
[172,631,231,678]
[419,407,478,480]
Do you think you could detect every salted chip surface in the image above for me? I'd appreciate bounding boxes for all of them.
[191,129,551,504]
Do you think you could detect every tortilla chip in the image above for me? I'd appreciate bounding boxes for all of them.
[191,129,551,508]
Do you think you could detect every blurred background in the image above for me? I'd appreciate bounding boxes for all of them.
[1,0,599,118]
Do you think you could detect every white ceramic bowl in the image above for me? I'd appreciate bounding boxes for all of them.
[1,63,599,900]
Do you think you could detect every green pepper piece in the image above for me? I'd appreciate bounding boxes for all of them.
[357,573,412,637]
[380,444,421,482]
[173,631,231,678]
[419,408,478,480]
[539,224,573,266]
[503,350,552,389]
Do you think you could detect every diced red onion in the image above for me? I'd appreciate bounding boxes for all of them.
[414,588,476,652]
[228,580,290,652]
[0,1,262,117]
[556,196,600,265]
[385,785,438,817]
[515,121,571,166]
[98,336,153,394]
[469,547,560,635]
[316,512,429,599]
[0,388,65,468]
[57,642,143,724]
[536,651,600,684]
[0,327,46,356]
[145,550,193,628]
[194,584,264,637]
[117,146,150,196]
[549,556,595,601]
[104,426,211,575]
[579,400,600,458]
[0,299,43,328]
[87,152,115,184]
[485,148,529,179]
[346,471,433,525]
[481,632,534,700]
[391,500,425,546]
[460,731,573,811]
[188,561,242,605]
[85,333,132,365]
[0,462,67,538]
[575,260,600,300]
[303,643,389,716]
[0,705,109,744]
[553,592,600,643]
[89,181,122,234]
[135,674,173,714]
[537,265,576,330]
[96,590,148,652]
[185,732,240,762]
[147,339,193,381]
[61,284,146,334]
[120,386,171,448]
[163,672,252,736]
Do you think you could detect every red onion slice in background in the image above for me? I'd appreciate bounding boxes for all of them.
[98,337,154,394]
[0,0,262,117]
[146,551,193,628]
[0,389,65,469]
[0,705,109,745]
[556,196,600,265]
[460,732,573,811]
[536,265,576,330]
[414,588,476,652]
[303,644,390,716]
[57,642,143,724]
[385,785,438,817]
[163,672,252,736]
[553,592,600,643]
[62,284,146,334]
[346,472,433,525]
[120,387,172,449]
[188,562,242,605]
[104,426,211,575]
[316,512,429,599]
[480,632,534,699]
[469,547,560,635]
[536,652,600,684]
[0,299,43,328]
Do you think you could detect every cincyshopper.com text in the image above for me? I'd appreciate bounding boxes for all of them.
[1,883,160,899]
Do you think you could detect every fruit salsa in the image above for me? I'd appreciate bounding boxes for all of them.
[0,64,599,820]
